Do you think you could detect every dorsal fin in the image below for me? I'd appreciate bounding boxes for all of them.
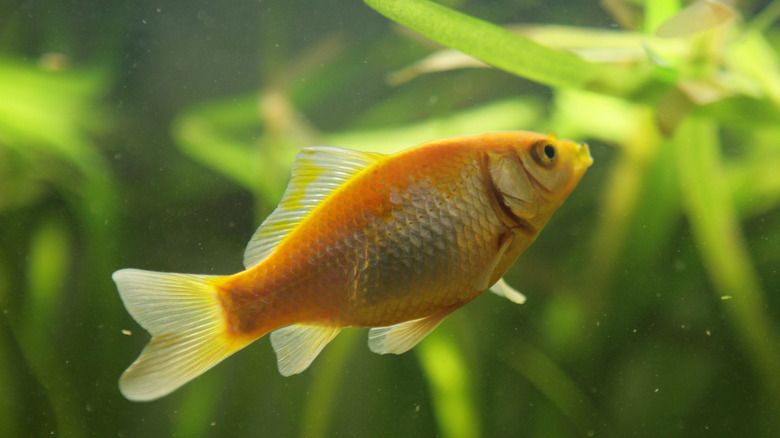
[243,146,384,269]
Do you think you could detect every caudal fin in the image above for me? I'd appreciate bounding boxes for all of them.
[113,269,250,401]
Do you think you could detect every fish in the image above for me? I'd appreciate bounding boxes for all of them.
[113,131,593,401]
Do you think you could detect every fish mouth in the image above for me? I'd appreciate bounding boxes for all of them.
[577,142,594,168]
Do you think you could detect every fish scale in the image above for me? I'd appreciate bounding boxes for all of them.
[228,150,491,329]
[342,157,505,326]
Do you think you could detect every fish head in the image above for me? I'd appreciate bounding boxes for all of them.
[487,132,593,227]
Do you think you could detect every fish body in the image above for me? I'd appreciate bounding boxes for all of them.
[114,132,592,401]
[225,139,521,331]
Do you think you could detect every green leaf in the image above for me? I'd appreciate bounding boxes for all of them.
[363,0,641,92]
[328,97,541,154]
[299,330,359,438]
[417,326,480,438]
[674,116,780,416]
[502,339,598,434]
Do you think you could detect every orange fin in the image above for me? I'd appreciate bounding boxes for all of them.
[368,310,453,355]
[113,269,250,401]
[270,323,342,376]
[489,277,527,304]
[243,146,384,269]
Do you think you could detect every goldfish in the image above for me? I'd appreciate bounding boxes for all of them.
[113,131,592,401]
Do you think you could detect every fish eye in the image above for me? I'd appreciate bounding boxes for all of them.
[531,140,557,168]
[544,144,556,160]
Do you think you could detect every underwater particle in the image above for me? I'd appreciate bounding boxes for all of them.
[705,329,712,336]
[121,329,132,336]
[721,295,733,300]
[38,52,70,71]
[112,132,593,401]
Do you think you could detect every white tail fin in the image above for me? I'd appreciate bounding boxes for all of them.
[113,269,250,401]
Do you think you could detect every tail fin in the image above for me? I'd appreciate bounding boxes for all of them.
[113,268,250,401]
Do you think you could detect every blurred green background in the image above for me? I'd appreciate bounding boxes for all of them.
[2,0,780,436]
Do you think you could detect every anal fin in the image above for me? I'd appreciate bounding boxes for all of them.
[368,310,453,355]
[270,323,342,376]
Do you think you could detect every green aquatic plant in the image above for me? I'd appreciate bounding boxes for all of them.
[2,0,780,436]
[0,57,117,437]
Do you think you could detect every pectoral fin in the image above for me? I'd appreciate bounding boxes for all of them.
[474,232,514,291]
[368,310,453,355]
[489,277,527,304]
[270,323,342,376]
